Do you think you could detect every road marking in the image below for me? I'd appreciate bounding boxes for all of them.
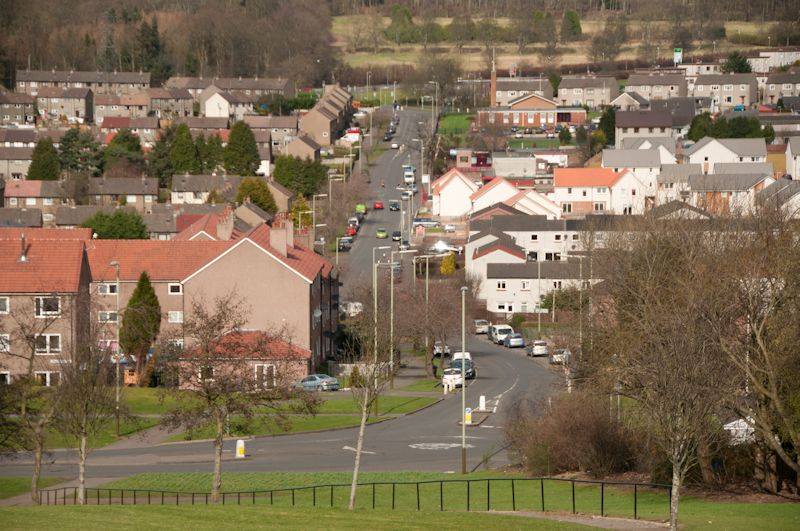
[409,442,476,450]
[342,446,375,455]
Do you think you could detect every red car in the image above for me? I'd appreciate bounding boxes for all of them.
[373,201,384,210]
[346,226,357,237]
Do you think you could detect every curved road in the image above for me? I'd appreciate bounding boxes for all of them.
[0,108,558,479]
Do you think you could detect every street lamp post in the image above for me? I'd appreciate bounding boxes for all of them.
[328,177,344,204]
[110,260,121,437]
[312,193,328,249]
[372,246,390,412]
[427,81,440,135]
[389,249,417,388]
[412,138,428,200]
[460,285,468,475]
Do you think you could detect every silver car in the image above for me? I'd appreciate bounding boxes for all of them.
[473,319,490,334]
[296,374,340,391]
[503,333,525,348]
[549,349,572,365]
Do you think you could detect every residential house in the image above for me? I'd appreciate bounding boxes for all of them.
[469,213,579,263]
[678,62,722,92]
[625,73,687,100]
[244,115,299,156]
[93,94,127,122]
[614,110,674,148]
[15,70,150,96]
[171,174,243,205]
[147,88,193,119]
[657,163,701,204]
[468,177,561,218]
[763,72,800,105]
[767,144,787,175]
[119,92,151,118]
[466,232,527,299]
[747,50,800,74]
[648,97,708,136]
[552,167,646,216]
[787,137,800,178]
[299,104,338,148]
[199,86,255,121]
[0,230,91,384]
[691,74,758,111]
[477,92,587,129]
[0,208,42,227]
[0,147,33,180]
[648,200,711,220]
[0,129,37,148]
[164,77,295,101]
[431,168,480,218]
[266,180,295,214]
[100,116,159,148]
[490,67,554,106]
[714,162,775,177]
[285,135,321,162]
[757,176,800,217]
[685,137,767,174]
[620,137,677,165]
[610,91,649,111]
[89,177,158,212]
[557,76,619,108]
[601,148,660,200]
[3,180,69,224]
[174,116,230,133]
[687,172,773,215]
[35,87,93,124]
[0,92,35,125]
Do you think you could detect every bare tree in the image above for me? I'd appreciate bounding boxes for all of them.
[158,293,319,503]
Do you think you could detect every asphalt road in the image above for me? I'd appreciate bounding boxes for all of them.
[0,108,559,479]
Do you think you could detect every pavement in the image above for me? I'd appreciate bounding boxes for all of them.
[0,108,559,490]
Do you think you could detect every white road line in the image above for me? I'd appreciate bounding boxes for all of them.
[342,445,375,454]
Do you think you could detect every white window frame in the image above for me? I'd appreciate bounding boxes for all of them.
[125,194,137,204]
[98,283,117,295]
[9,198,18,206]
[496,280,507,290]
[0,296,8,314]
[35,296,61,318]
[254,363,276,389]
[98,311,118,323]
[35,334,61,355]
[25,197,36,206]
[521,281,530,291]
[168,283,183,295]
[34,371,60,386]
[0,334,9,352]
[168,311,184,324]
[0,371,9,385]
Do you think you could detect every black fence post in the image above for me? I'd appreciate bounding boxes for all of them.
[330,486,333,508]
[572,480,576,514]
[313,486,317,507]
[252,491,255,505]
[73,488,76,505]
[467,481,470,511]
[511,479,516,511]
[161,491,164,505]
[392,483,395,510]
[237,492,241,505]
[134,490,137,505]
[205,493,209,505]
[120,489,124,506]
[270,491,273,505]
[601,482,605,517]
[148,491,151,505]
[108,489,111,505]
[292,488,295,507]
[372,483,376,509]
[97,489,100,505]
[540,479,545,511]
[416,482,420,511]
[222,492,226,505]
[192,493,195,505]
[176,492,179,506]
[440,481,444,511]
[634,484,638,520]
[487,479,490,511]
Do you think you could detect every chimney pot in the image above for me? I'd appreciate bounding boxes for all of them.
[19,233,27,262]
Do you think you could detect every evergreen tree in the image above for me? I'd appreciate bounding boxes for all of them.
[119,271,162,385]
[169,124,199,174]
[236,177,278,215]
[194,134,207,173]
[27,138,61,180]
[575,125,588,145]
[147,125,176,187]
[223,122,259,176]
[291,196,311,228]
[59,128,103,176]
[721,51,752,73]
[599,106,616,146]
[688,112,714,142]
[203,134,224,173]
[81,210,148,239]
[273,155,327,197]
[105,129,144,170]
[561,10,583,41]
[558,128,573,145]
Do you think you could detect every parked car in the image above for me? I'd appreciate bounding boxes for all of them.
[347,216,360,228]
[442,368,464,388]
[443,224,456,233]
[450,357,476,379]
[549,348,572,365]
[452,351,472,361]
[389,200,401,211]
[514,131,523,138]
[383,132,393,141]
[433,341,451,357]
[429,240,462,254]
[373,201,384,210]
[527,340,548,357]
[345,225,357,237]
[295,374,340,391]
[413,218,440,229]
[399,240,411,251]
[355,203,367,215]
[489,324,514,344]
[391,142,400,149]
[473,319,490,334]
[339,301,363,318]
[503,333,525,348]
[376,228,388,239]
[337,236,354,251]
[391,230,402,242]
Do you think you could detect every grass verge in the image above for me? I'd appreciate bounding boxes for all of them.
[401,379,440,392]
[45,416,159,450]
[318,395,438,415]
[0,477,62,500]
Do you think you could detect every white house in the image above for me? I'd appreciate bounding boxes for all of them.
[469,214,580,263]
[787,137,800,178]
[601,148,661,197]
[687,172,774,215]
[620,137,677,165]
[657,164,701,204]
[614,110,674,148]
[200,85,255,120]
[503,189,562,219]
[757,177,800,218]
[466,232,528,299]
[470,177,522,213]
[685,137,768,174]
[431,168,480,218]
[551,168,647,216]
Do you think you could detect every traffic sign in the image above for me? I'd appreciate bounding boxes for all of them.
[464,407,473,425]
[673,48,683,65]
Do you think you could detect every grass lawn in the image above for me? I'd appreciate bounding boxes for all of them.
[45,416,159,450]
[0,506,581,530]
[508,138,571,149]
[318,395,438,415]
[401,379,440,392]
[166,415,388,442]
[438,113,473,135]
[122,387,190,415]
[94,471,800,529]
[0,477,63,500]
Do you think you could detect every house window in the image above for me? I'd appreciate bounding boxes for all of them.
[521,281,530,291]
[35,371,60,386]
[255,364,276,389]
[521,302,528,312]
[562,203,572,213]
[596,187,607,193]
[567,187,572,193]
[530,234,538,241]
[0,372,9,385]
[555,234,562,241]
[496,280,506,290]
[594,203,605,211]
[168,283,183,295]
[43,198,53,206]
[25,198,36,206]
[553,281,563,289]
[9,198,17,206]
[168,311,184,323]
[0,334,9,352]
[35,297,60,317]
[145,195,153,203]
[35,334,61,354]
[0,296,8,314]
[126,195,137,204]
[98,283,117,295]
[98,311,118,323]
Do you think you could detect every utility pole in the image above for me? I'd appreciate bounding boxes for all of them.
[537,260,542,333]
[460,285,468,475]
[110,261,121,437]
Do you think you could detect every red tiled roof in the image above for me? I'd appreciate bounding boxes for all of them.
[0,239,85,293]
[181,331,311,360]
[502,190,528,206]
[101,116,131,130]
[469,177,514,201]
[4,180,41,198]
[472,241,527,261]
[86,240,232,282]
[431,168,476,194]
[0,227,92,240]
[176,214,206,233]
[767,144,786,154]
[246,224,332,282]
[554,168,622,188]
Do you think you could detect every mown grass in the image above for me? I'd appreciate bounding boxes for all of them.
[45,417,159,450]
[508,138,571,149]
[0,506,580,530]
[318,395,438,415]
[0,477,63,500]
[401,379,440,392]
[438,113,474,135]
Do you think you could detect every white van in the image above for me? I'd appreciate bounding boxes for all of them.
[489,325,514,344]
[403,170,415,185]
[451,351,472,361]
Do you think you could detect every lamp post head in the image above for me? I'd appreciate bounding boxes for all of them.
[461,286,469,293]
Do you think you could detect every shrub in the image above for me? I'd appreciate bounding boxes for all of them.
[505,391,637,478]
[510,314,525,330]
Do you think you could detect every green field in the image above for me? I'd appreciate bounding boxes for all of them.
[401,379,440,392]
[45,417,158,450]
[317,395,438,415]
[508,138,571,149]
[0,506,580,530]
[0,477,63,500]
[438,113,474,135]
[93,471,800,529]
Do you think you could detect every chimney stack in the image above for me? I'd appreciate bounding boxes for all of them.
[270,220,288,256]
[19,233,28,263]
[490,56,497,108]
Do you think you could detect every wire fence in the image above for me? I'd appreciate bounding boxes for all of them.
[39,477,671,520]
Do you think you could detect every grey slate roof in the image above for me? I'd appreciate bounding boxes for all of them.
[89,177,158,196]
[495,77,554,98]
[142,210,177,234]
[626,73,686,86]
[559,76,618,89]
[620,137,676,154]
[0,147,33,160]
[694,73,757,85]
[615,110,673,128]
[687,173,768,192]
[615,91,650,105]
[757,177,800,207]
[765,72,800,84]
[487,260,584,280]
[648,98,699,127]
[175,117,229,129]
[601,148,661,168]
[0,128,37,144]
[470,213,566,233]
[714,162,774,176]
[243,115,298,130]
[0,207,42,227]
[658,164,702,184]
[171,174,243,194]
[648,200,711,219]
[685,137,767,158]
[17,70,150,84]
[0,92,35,104]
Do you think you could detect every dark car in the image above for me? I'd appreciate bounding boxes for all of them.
[337,236,354,251]
[389,200,401,211]
[391,230,402,242]
[383,132,393,141]
[450,358,476,379]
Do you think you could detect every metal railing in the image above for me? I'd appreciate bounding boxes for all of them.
[39,477,671,520]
